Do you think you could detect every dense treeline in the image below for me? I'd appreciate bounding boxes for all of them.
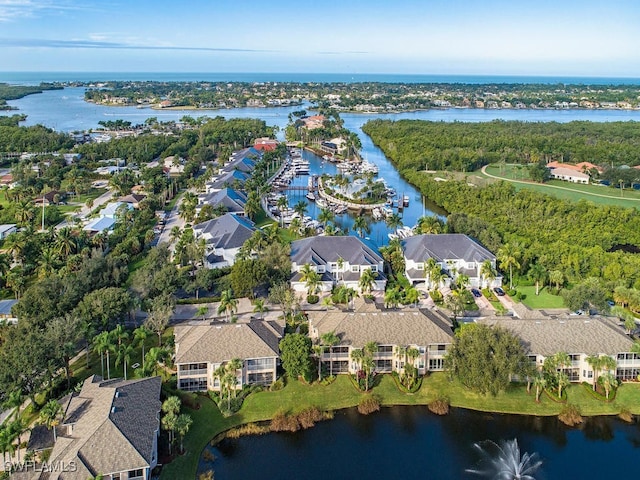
[0,123,74,152]
[363,120,640,288]
[362,119,640,172]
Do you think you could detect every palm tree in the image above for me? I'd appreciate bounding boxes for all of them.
[102,331,116,380]
[553,352,571,398]
[116,343,134,380]
[350,348,364,373]
[318,208,334,229]
[55,227,77,260]
[312,344,325,382]
[586,355,602,392]
[276,196,289,227]
[415,215,444,234]
[112,324,129,347]
[93,331,110,379]
[0,426,12,464]
[611,306,637,334]
[497,242,522,290]
[527,263,547,296]
[304,270,321,296]
[320,331,340,376]
[453,271,470,291]
[353,216,371,238]
[9,418,26,463]
[196,306,209,322]
[405,286,420,307]
[39,399,62,442]
[252,298,268,319]
[133,325,153,365]
[384,287,402,309]
[161,412,178,454]
[479,260,497,289]
[598,371,618,400]
[358,268,377,294]
[385,213,403,234]
[293,200,307,218]
[38,245,59,278]
[169,226,182,244]
[217,289,238,322]
[549,269,564,290]
[423,258,443,290]
[175,414,193,454]
[533,373,546,402]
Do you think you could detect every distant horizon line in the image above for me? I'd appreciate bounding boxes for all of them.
[2,71,640,79]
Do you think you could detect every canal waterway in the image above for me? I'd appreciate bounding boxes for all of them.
[200,405,640,480]
[7,87,640,246]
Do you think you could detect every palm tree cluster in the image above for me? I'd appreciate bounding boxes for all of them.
[350,341,378,391]
[161,396,192,455]
[395,346,421,389]
[0,414,28,465]
[586,354,619,398]
[213,359,243,413]
[93,325,168,381]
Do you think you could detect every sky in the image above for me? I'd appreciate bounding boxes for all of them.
[1,0,640,76]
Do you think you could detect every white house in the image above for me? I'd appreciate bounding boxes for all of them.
[290,236,386,293]
[549,166,590,184]
[402,234,502,288]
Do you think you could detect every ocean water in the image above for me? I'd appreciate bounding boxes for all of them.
[2,71,640,85]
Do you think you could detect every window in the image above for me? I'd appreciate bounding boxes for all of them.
[128,469,144,479]
[378,345,393,353]
[317,265,326,273]
[370,265,378,272]
[351,265,359,272]
[429,358,444,371]
[329,262,337,271]
[179,377,207,392]
[416,263,424,270]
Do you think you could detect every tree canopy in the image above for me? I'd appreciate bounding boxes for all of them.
[445,323,529,396]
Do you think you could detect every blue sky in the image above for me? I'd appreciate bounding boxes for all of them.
[1,0,639,76]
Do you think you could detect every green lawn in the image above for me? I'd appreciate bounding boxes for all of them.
[481,164,640,209]
[517,286,566,309]
[159,372,640,480]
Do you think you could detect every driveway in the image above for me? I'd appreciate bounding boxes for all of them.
[157,192,187,253]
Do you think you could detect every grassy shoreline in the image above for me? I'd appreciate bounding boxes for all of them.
[159,373,640,480]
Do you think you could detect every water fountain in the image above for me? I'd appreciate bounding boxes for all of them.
[466,438,542,480]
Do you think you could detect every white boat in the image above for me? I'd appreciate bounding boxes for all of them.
[335,205,347,214]
[403,195,410,207]
[306,192,316,201]
[316,197,327,208]
[388,233,399,240]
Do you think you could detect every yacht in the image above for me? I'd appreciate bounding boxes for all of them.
[306,192,316,201]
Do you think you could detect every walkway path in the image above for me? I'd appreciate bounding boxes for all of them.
[480,165,640,203]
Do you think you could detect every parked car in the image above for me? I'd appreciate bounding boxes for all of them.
[470,288,482,298]
[493,287,505,296]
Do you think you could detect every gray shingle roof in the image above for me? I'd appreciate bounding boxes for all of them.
[193,213,256,250]
[402,234,495,263]
[175,320,281,365]
[198,188,247,214]
[309,306,453,348]
[478,316,635,356]
[209,170,249,190]
[42,375,161,480]
[291,236,383,267]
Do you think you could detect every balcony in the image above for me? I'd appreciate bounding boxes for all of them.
[179,368,208,376]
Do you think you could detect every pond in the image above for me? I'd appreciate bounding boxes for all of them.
[199,406,640,480]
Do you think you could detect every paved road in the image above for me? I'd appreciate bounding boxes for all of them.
[157,192,187,253]
[56,188,114,229]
